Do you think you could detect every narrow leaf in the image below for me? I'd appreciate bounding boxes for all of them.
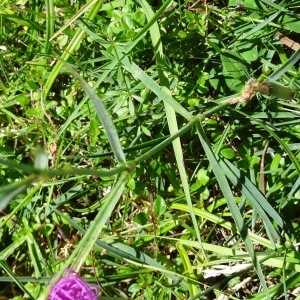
[62,61,126,163]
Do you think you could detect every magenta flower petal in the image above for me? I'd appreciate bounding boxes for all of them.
[48,269,99,300]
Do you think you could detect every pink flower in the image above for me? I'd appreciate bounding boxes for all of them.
[48,269,99,300]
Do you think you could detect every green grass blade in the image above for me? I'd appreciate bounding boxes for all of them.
[0,175,37,211]
[116,50,192,120]
[177,243,200,297]
[51,208,187,288]
[126,0,172,53]
[196,123,270,298]
[0,261,34,299]
[171,203,278,250]
[44,0,54,54]
[137,0,206,261]
[62,62,126,163]
[55,61,118,140]
[219,158,282,241]
[134,115,201,165]
[49,0,100,41]
[268,49,300,81]
[237,11,282,40]
[245,272,300,300]
[40,171,129,299]
[42,0,104,100]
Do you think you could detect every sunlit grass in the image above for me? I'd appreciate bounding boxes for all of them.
[0,0,299,299]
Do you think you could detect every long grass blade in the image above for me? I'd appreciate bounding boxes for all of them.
[62,61,126,163]
[196,122,270,298]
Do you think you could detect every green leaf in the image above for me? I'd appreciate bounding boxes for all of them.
[0,176,36,211]
[128,283,141,293]
[221,51,245,92]
[26,108,43,118]
[221,52,245,78]
[178,30,187,38]
[196,169,209,186]
[141,125,151,137]
[15,95,30,105]
[154,196,166,217]
[240,45,258,62]
[134,212,149,225]
[282,14,300,33]
[220,148,235,159]
[228,0,259,9]
[144,287,153,300]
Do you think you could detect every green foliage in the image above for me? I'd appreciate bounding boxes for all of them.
[0,0,300,299]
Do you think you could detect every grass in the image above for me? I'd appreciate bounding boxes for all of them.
[0,0,300,299]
